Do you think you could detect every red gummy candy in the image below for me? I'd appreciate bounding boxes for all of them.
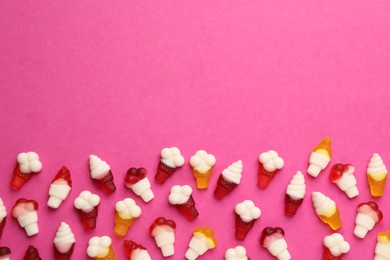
[149,217,176,235]
[23,245,42,260]
[0,218,6,239]
[155,162,176,184]
[284,194,304,217]
[235,213,256,240]
[52,166,72,186]
[214,175,238,200]
[124,240,146,258]
[10,165,37,190]
[125,168,147,186]
[357,201,383,222]
[92,170,116,195]
[323,245,342,260]
[257,165,278,189]
[77,207,98,230]
[54,243,74,260]
[175,196,199,221]
[329,164,353,183]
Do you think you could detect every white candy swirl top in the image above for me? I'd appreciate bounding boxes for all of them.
[17,152,43,173]
[312,192,336,216]
[222,160,243,184]
[161,147,185,168]
[54,222,76,253]
[259,150,284,172]
[0,198,6,221]
[323,233,350,257]
[367,153,388,175]
[235,200,261,222]
[115,198,141,219]
[190,150,216,173]
[87,236,112,258]
[74,191,100,212]
[89,155,110,179]
[168,185,192,205]
[286,171,306,199]
[225,246,248,260]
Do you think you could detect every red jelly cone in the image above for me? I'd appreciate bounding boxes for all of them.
[284,194,303,217]
[214,175,238,200]
[257,166,277,188]
[235,213,255,240]
[0,247,10,259]
[24,245,42,260]
[54,243,74,260]
[155,162,176,184]
[0,217,6,239]
[78,207,98,230]
[124,240,146,258]
[92,170,116,195]
[10,165,34,190]
[323,246,342,260]
[176,196,199,221]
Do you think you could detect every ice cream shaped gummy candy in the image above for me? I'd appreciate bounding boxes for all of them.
[114,198,141,237]
[12,198,39,236]
[367,153,388,197]
[87,236,116,260]
[258,150,284,188]
[11,152,43,190]
[354,201,383,239]
[23,245,42,260]
[0,198,7,239]
[0,247,10,260]
[312,192,342,230]
[234,200,261,240]
[74,191,100,230]
[375,231,390,260]
[124,240,152,260]
[185,227,217,260]
[214,160,243,199]
[190,150,216,189]
[323,233,350,260]
[260,227,291,260]
[48,166,72,209]
[285,171,306,217]
[53,222,75,260]
[225,246,250,260]
[125,167,154,203]
[150,217,176,257]
[89,155,116,195]
[155,147,185,184]
[307,137,332,177]
[168,185,199,221]
[329,164,359,199]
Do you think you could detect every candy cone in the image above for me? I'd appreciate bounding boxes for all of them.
[125,168,154,202]
[176,196,199,221]
[318,208,343,231]
[114,212,136,237]
[95,246,115,260]
[48,166,72,209]
[323,233,350,260]
[258,167,277,188]
[308,137,332,177]
[54,243,74,260]
[123,240,152,260]
[53,222,75,260]
[260,227,291,260]
[235,213,255,240]
[284,195,303,217]
[10,165,34,190]
[375,231,390,260]
[24,245,42,260]
[214,175,238,200]
[0,247,10,260]
[156,162,176,184]
[190,150,216,189]
[93,171,116,195]
[312,192,343,230]
[0,218,6,239]
[150,217,176,257]
[258,150,284,188]
[323,246,342,260]
[78,207,98,230]
[185,227,217,260]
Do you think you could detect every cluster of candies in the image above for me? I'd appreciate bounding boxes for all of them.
[0,137,389,260]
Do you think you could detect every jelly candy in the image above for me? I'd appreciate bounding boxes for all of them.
[0,198,7,239]
[307,137,331,177]
[234,200,261,240]
[367,153,388,197]
[87,236,116,260]
[329,164,359,199]
[74,191,100,230]
[258,150,284,188]
[225,246,250,260]
[168,185,199,221]
[48,166,72,209]
[214,160,243,199]
[185,227,217,260]
[323,233,350,260]
[125,168,154,202]
[114,198,141,237]
[89,155,116,195]
[375,231,390,260]
[190,150,216,189]
[12,198,39,236]
[0,247,10,260]
[11,152,42,190]
[23,245,41,260]
[155,147,185,184]
[285,171,306,216]
[53,222,75,260]
[149,217,176,257]
[312,192,342,230]
[260,227,291,260]
[123,240,152,260]
[354,201,383,238]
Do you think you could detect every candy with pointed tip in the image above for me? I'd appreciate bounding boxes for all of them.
[12,198,39,236]
[23,245,42,260]
[48,166,72,209]
[168,185,199,221]
[74,191,100,230]
[0,247,10,260]
[367,153,388,197]
[260,227,291,260]
[234,200,261,240]
[123,240,152,260]
[307,137,332,177]
[329,164,359,198]
[190,150,216,189]
[150,217,176,257]
[11,152,43,190]
[285,171,306,216]
[53,222,75,260]
[114,198,141,237]
[312,192,342,230]
[89,155,116,195]
[0,198,7,239]
[375,231,390,260]
[354,202,383,239]
[214,160,243,199]
[258,150,284,188]
[225,246,250,260]
[155,147,185,184]
[323,233,350,260]
[125,168,154,202]
[87,236,116,260]
[185,227,217,260]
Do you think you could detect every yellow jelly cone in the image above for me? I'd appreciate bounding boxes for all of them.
[193,169,212,189]
[318,207,343,231]
[95,246,116,260]
[114,213,136,237]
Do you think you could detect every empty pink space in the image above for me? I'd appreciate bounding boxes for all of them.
[1,0,390,259]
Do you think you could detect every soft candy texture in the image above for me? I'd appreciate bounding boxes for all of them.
[24,245,42,260]
[12,198,39,237]
[150,217,176,257]
[155,147,185,184]
[323,233,350,259]
[125,168,154,203]
[190,150,216,189]
[329,164,359,198]
[0,247,10,260]
[89,155,116,195]
[0,198,7,239]
[114,198,142,236]
[375,231,390,260]
[285,171,306,216]
[48,166,72,209]
[214,160,243,199]
[260,227,291,260]
[87,236,115,259]
[354,202,383,239]
[307,137,332,177]
[124,240,152,260]
[235,200,261,240]
[185,227,217,260]
[168,185,199,221]
[53,222,75,260]
[225,246,249,260]
[11,152,43,190]
[74,191,100,230]
[258,150,284,188]
[367,153,388,197]
[312,192,342,230]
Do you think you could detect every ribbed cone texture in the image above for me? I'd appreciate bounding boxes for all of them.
[323,246,342,260]
[54,243,74,260]
[214,175,237,199]
[93,170,116,195]
[78,207,98,230]
[176,196,199,221]
[155,162,176,184]
[235,213,255,240]
[0,218,6,239]
[284,195,303,217]
[11,165,33,190]
[257,166,277,188]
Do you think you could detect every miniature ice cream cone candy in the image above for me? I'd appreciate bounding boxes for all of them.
[354,201,383,239]
[87,236,116,260]
[123,240,152,260]
[169,185,199,221]
[190,150,216,189]
[89,155,116,195]
[329,164,359,198]
[234,200,261,240]
[185,227,217,260]
[0,198,7,239]
[312,192,342,230]
[125,168,154,202]
[150,217,176,257]
[11,152,43,190]
[375,231,390,260]
[48,166,72,209]
[225,246,250,260]
[260,227,291,260]
[155,147,185,184]
[74,191,100,230]
[307,137,332,177]
[114,198,141,237]
[0,247,10,260]
[214,160,243,199]
[323,233,350,260]
[23,245,42,260]
[12,198,39,236]
[285,171,306,216]
[367,153,388,197]
[258,150,284,188]
[53,222,75,260]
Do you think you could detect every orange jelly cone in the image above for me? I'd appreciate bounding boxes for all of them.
[214,175,238,200]
[176,196,199,221]
[155,162,176,184]
[0,218,6,239]
[93,171,116,195]
[99,246,116,260]
[323,246,342,260]
[284,195,303,217]
[24,245,42,260]
[114,213,136,237]
[54,244,74,260]
[235,213,255,240]
[78,207,98,230]
[193,169,212,189]
[318,208,343,231]
[257,166,277,188]
[10,165,35,190]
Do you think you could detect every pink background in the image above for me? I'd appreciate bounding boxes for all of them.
[1,1,390,259]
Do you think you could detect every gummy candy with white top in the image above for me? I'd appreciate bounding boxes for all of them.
[354,202,383,239]
[225,246,249,260]
[367,153,388,197]
[74,191,101,230]
[323,233,350,258]
[169,185,199,221]
[185,227,217,260]
[235,200,261,222]
[190,150,216,173]
[161,147,185,168]
[375,231,390,260]
[54,222,75,259]
[123,240,152,260]
[329,164,359,198]
[12,198,39,237]
[17,152,43,174]
[260,227,291,260]
[125,168,154,202]
[48,166,72,209]
[307,137,332,177]
[150,217,176,257]
[259,151,284,172]
[87,236,115,259]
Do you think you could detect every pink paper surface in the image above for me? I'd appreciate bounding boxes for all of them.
[1,1,390,259]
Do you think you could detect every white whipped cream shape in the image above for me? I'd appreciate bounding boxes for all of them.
[335,166,359,198]
[190,150,216,173]
[323,233,350,257]
[264,234,291,260]
[235,200,261,222]
[74,191,100,212]
[185,232,215,260]
[161,147,185,168]
[222,160,243,184]
[89,155,110,179]
[48,180,72,209]
[152,225,175,257]
[286,171,306,199]
[312,192,336,217]
[87,236,112,258]
[131,249,152,260]
[115,198,141,219]
[129,177,154,203]
[169,185,192,205]
[0,198,6,221]
[375,234,390,260]
[17,152,43,173]
[368,153,388,179]
[54,222,76,254]
[225,246,248,260]
[259,150,284,172]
